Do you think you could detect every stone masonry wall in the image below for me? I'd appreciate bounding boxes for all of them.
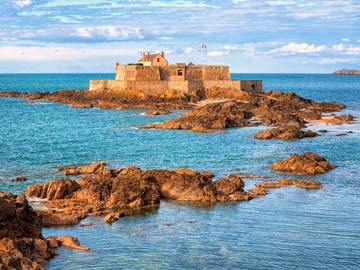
[202,66,230,80]
[185,66,203,80]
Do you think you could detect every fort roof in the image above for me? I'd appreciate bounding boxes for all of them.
[139,52,164,62]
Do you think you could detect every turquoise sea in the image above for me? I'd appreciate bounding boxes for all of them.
[0,73,359,269]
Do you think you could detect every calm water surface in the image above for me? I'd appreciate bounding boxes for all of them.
[0,73,359,269]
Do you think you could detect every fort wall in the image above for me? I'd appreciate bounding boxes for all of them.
[202,66,230,80]
[90,79,262,94]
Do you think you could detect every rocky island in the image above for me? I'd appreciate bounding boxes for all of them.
[333,69,360,75]
[0,52,355,137]
[0,53,356,270]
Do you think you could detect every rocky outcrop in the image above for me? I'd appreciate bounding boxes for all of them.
[139,90,350,133]
[0,87,351,134]
[254,126,319,140]
[333,69,360,75]
[0,89,190,110]
[271,152,336,174]
[0,192,90,269]
[140,100,256,132]
[255,179,322,189]
[0,192,54,270]
[25,163,256,226]
[306,114,355,125]
[46,236,90,251]
[26,179,80,200]
[58,161,107,176]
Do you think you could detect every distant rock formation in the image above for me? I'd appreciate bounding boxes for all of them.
[333,69,360,75]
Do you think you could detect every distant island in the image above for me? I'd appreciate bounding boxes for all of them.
[333,69,360,75]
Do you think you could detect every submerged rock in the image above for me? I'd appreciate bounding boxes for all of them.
[255,179,322,189]
[271,152,336,174]
[12,176,28,182]
[46,236,90,251]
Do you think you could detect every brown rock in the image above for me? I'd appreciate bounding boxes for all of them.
[0,192,56,269]
[103,212,125,224]
[46,236,90,251]
[26,179,80,200]
[139,100,256,132]
[248,187,269,197]
[12,176,28,182]
[254,126,318,140]
[39,212,81,227]
[59,161,107,176]
[79,222,94,227]
[255,179,322,190]
[271,152,336,174]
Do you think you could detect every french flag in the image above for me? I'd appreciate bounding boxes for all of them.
[201,43,207,49]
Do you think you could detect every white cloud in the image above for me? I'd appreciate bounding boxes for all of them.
[207,50,229,57]
[184,47,193,54]
[266,1,296,6]
[0,46,135,62]
[320,58,356,64]
[342,38,350,42]
[333,43,360,55]
[270,42,326,55]
[14,0,32,7]
[333,43,346,52]
[75,26,144,40]
[224,45,237,50]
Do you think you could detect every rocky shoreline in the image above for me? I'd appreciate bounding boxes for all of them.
[0,85,355,269]
[0,87,355,137]
[0,150,335,269]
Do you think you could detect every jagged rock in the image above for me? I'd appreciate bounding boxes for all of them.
[26,179,80,200]
[25,165,256,227]
[58,161,107,176]
[309,114,355,125]
[140,101,256,132]
[271,152,336,174]
[254,126,318,140]
[0,192,55,270]
[0,87,350,134]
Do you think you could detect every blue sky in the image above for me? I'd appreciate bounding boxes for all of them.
[0,0,359,73]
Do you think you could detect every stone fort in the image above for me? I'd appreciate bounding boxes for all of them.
[89,52,262,94]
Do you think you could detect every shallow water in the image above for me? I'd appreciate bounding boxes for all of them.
[0,73,359,269]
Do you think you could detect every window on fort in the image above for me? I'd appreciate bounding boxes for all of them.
[178,70,183,76]
[251,84,255,90]
[157,58,160,62]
